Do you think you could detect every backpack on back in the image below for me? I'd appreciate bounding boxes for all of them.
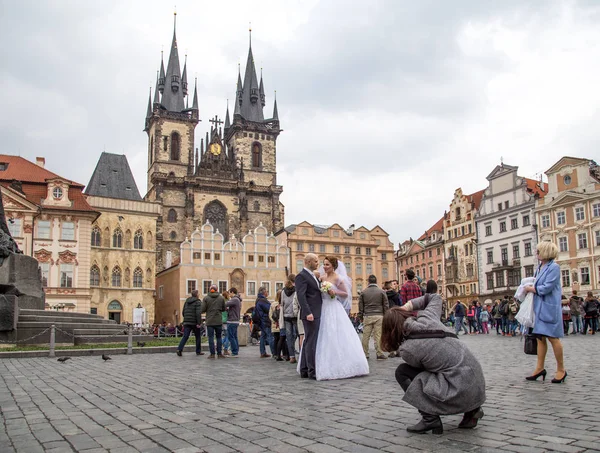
[509,302,518,314]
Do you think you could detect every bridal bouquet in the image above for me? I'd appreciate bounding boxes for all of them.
[320,281,336,299]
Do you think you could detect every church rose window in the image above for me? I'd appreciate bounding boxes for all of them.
[170,132,181,161]
[204,201,228,241]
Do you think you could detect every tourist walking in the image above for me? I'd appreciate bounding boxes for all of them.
[281,274,298,364]
[256,286,275,358]
[226,287,242,357]
[201,285,227,359]
[569,291,583,334]
[525,242,567,383]
[381,280,486,434]
[453,300,468,335]
[176,290,204,356]
[359,275,389,360]
[583,292,599,334]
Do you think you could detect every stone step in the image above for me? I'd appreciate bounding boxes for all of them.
[18,309,106,320]
[18,314,117,325]
[72,328,130,336]
[17,321,122,330]
[74,334,155,345]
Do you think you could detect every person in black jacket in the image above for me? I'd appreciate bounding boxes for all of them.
[177,290,204,356]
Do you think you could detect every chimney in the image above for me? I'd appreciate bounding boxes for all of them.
[36,157,45,168]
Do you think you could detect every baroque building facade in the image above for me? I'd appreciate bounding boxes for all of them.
[155,222,290,322]
[396,217,445,298]
[476,164,547,302]
[85,153,161,324]
[444,188,484,306]
[0,155,98,313]
[144,17,284,272]
[277,221,395,313]
[534,157,600,294]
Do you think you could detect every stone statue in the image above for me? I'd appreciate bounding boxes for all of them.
[0,189,22,265]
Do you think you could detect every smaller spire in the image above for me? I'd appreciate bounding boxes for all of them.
[195,147,199,168]
[146,87,152,119]
[182,55,188,97]
[200,138,204,155]
[273,90,279,121]
[236,64,243,104]
[234,82,242,116]
[153,71,160,104]
[205,131,209,149]
[224,100,231,129]
[259,68,265,107]
[192,78,198,111]
[158,52,165,94]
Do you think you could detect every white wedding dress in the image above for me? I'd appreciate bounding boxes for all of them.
[298,281,370,381]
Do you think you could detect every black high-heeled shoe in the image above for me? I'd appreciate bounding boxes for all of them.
[525,369,547,381]
[551,371,567,383]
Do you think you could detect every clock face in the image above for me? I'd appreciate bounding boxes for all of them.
[209,143,222,156]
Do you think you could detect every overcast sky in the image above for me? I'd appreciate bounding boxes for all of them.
[1,0,600,246]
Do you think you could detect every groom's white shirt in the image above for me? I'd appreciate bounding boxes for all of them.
[303,267,320,287]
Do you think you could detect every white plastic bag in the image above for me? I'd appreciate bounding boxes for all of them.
[516,292,535,332]
[515,277,536,302]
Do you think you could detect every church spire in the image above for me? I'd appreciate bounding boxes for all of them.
[144,87,152,131]
[191,78,199,120]
[259,69,265,107]
[224,100,231,129]
[153,71,160,105]
[272,91,279,122]
[239,27,264,122]
[181,54,188,97]
[160,12,185,112]
[158,52,165,94]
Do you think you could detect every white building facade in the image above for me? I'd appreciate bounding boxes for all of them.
[476,164,547,302]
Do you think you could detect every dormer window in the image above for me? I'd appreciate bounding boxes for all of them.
[0,162,8,171]
[53,187,63,199]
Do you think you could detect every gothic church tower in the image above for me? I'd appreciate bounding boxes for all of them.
[145,19,284,271]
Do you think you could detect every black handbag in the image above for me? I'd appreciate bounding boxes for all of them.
[524,334,538,355]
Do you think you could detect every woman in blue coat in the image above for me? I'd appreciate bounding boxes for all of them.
[524,241,566,383]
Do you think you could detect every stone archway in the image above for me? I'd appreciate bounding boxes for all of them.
[107,300,123,324]
[204,200,228,241]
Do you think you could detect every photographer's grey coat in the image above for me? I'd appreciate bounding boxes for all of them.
[400,294,486,416]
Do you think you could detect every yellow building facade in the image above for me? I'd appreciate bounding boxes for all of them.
[155,222,290,323]
[277,222,396,313]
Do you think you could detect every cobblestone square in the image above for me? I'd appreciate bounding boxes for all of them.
[1,334,599,452]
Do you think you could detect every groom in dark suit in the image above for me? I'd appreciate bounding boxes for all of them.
[296,253,322,380]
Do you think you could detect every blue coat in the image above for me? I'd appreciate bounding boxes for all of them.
[532,260,563,338]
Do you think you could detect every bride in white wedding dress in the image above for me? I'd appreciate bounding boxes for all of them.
[298,256,369,381]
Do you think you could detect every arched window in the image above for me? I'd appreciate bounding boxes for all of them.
[91,226,101,247]
[112,228,123,248]
[170,231,177,240]
[133,267,143,288]
[134,230,144,249]
[167,209,177,223]
[170,132,180,161]
[90,265,100,286]
[253,201,260,211]
[252,142,261,168]
[111,266,122,287]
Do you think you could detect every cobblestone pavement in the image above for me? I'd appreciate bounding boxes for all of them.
[1,334,599,453]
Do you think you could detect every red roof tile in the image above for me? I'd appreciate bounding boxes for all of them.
[525,178,548,198]
[0,155,94,212]
[468,189,485,210]
[418,216,444,241]
[0,154,83,187]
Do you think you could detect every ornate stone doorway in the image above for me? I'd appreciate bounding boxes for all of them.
[108,300,123,324]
